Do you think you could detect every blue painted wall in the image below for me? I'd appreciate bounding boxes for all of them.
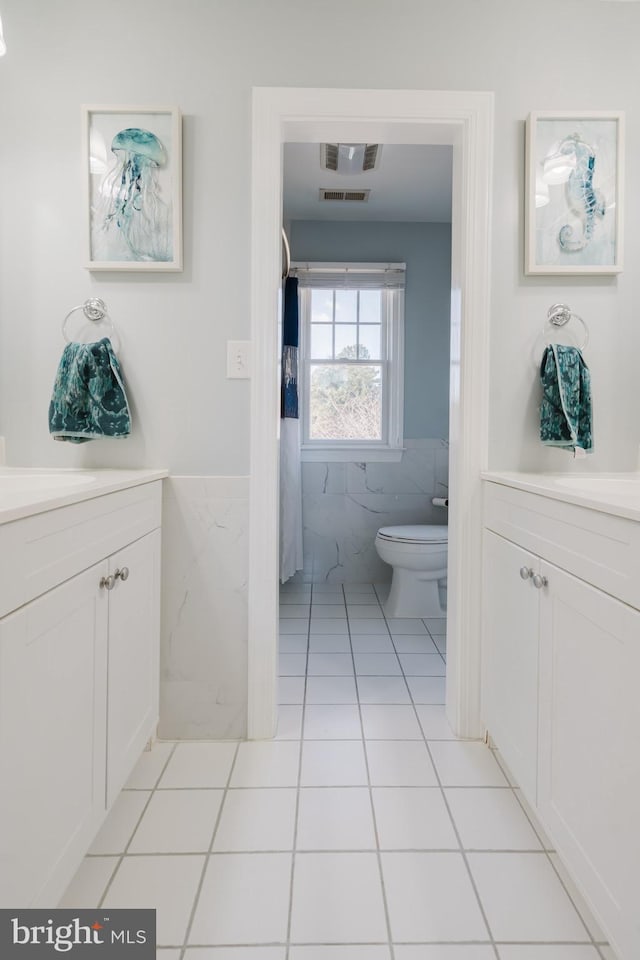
[289,221,452,439]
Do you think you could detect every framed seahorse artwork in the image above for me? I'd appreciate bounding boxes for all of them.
[525,111,624,275]
[82,105,183,271]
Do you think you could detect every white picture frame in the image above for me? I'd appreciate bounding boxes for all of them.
[82,105,182,271]
[525,110,624,275]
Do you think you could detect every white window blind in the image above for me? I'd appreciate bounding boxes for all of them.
[294,262,406,290]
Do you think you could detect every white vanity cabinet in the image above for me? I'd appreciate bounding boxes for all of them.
[482,479,640,960]
[538,561,640,960]
[482,530,540,802]
[0,477,162,909]
[0,561,109,908]
[105,529,161,806]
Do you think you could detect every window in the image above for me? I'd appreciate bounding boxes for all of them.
[295,262,405,461]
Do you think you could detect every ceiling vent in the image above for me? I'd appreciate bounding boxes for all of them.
[319,188,371,203]
[320,143,381,174]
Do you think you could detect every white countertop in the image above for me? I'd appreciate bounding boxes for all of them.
[482,470,640,521]
[0,467,168,524]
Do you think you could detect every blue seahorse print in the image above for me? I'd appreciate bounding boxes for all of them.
[557,134,606,252]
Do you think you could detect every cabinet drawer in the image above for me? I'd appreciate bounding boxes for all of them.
[0,481,162,618]
[483,481,640,609]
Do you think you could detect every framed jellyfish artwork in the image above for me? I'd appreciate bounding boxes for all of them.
[525,111,624,275]
[82,105,182,271]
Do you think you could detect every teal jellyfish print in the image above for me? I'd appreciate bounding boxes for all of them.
[96,127,172,261]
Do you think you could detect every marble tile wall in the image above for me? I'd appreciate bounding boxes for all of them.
[159,447,447,737]
[301,439,449,582]
[160,477,249,740]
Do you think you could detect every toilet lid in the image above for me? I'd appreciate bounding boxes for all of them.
[377,524,448,544]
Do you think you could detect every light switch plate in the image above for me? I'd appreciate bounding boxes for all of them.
[227,340,251,379]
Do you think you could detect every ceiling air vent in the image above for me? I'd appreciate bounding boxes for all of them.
[320,188,371,202]
[362,144,379,171]
[320,143,381,174]
[322,143,339,171]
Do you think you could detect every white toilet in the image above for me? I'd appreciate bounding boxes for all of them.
[375,524,448,618]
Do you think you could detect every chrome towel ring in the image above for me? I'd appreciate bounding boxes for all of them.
[62,298,120,352]
[544,302,589,350]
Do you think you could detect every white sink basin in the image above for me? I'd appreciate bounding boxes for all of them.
[0,472,97,493]
[552,476,640,494]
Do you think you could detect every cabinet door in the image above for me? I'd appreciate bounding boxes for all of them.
[106,529,160,805]
[0,563,108,907]
[538,562,640,960]
[482,530,540,803]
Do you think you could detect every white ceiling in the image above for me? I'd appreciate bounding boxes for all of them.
[283,143,453,223]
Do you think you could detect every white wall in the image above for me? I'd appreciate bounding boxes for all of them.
[1,0,639,735]
[1,0,639,473]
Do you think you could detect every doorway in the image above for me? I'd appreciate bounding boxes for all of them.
[248,88,493,740]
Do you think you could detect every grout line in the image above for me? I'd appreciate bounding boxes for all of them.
[162,940,609,953]
[490,749,604,943]
[281,673,447,679]
[282,583,313,960]
[110,783,524,794]
[97,741,179,909]
[543,844,606,949]
[418,749,501,958]
[344,591,397,960]
[87,845,552,855]
[376,595,500,960]
[177,740,241,959]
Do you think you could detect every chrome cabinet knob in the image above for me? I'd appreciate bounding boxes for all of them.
[532,573,548,589]
[99,574,115,591]
[519,566,534,580]
[115,566,130,582]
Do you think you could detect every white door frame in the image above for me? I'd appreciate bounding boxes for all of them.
[248,87,493,740]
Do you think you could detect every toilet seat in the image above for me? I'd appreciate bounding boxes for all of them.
[376,524,448,545]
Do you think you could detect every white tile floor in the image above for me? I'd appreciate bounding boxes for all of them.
[60,581,615,960]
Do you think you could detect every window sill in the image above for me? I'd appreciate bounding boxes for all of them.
[301,446,404,463]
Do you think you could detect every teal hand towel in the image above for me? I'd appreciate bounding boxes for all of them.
[540,343,592,454]
[49,337,131,443]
